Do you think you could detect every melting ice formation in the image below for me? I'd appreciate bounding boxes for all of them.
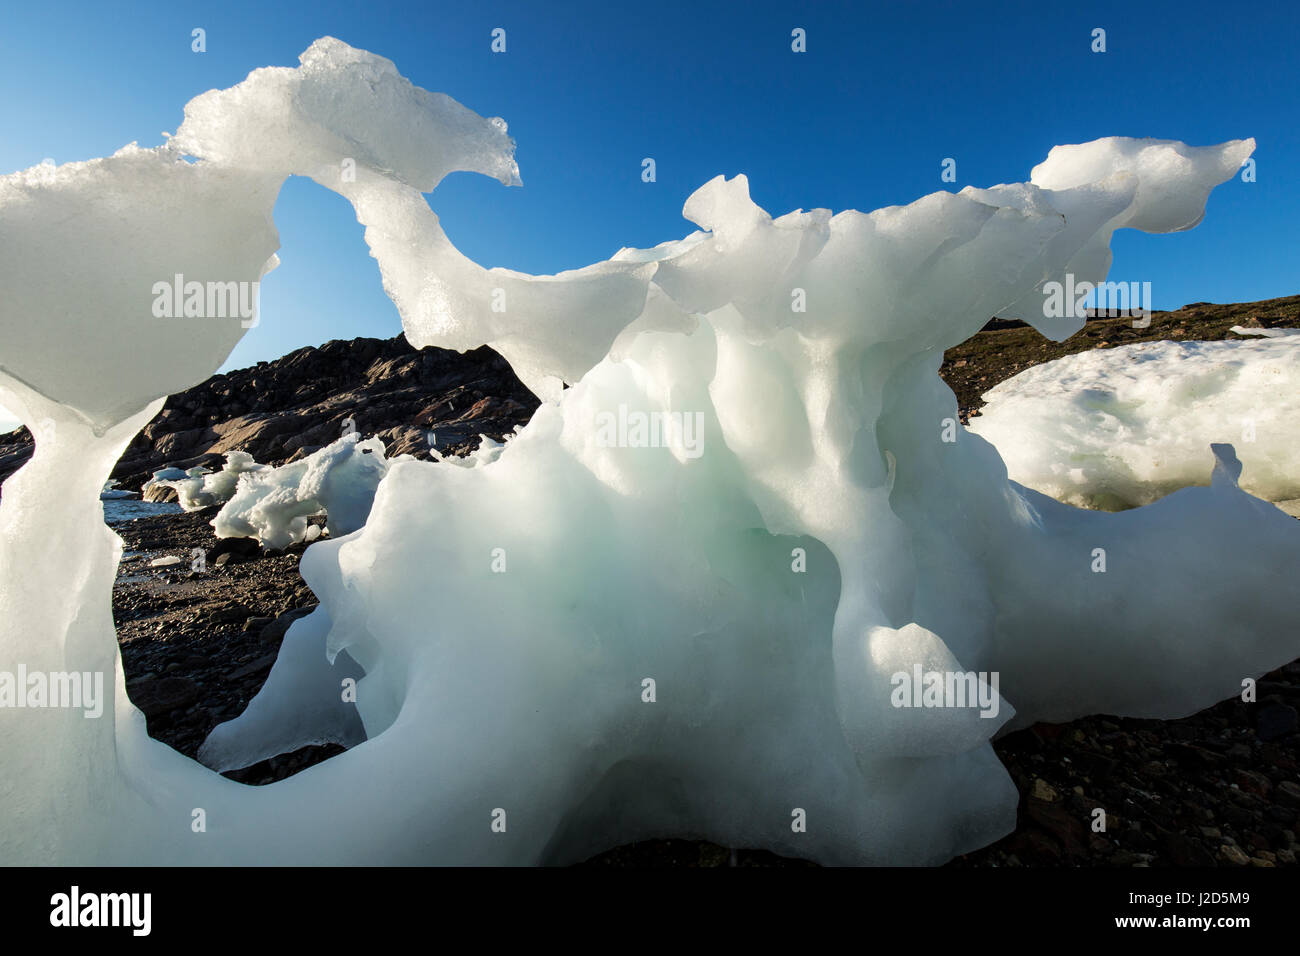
[150,433,504,549]
[211,434,391,549]
[971,337,1300,513]
[0,38,1297,866]
[146,451,269,511]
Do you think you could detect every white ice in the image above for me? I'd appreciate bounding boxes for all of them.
[431,433,512,468]
[0,39,1295,866]
[99,480,135,500]
[148,450,268,511]
[970,338,1300,511]
[211,434,392,549]
[142,466,191,488]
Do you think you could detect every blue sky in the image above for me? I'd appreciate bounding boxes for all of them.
[1,0,1296,424]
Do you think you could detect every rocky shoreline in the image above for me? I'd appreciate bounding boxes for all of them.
[1,335,539,493]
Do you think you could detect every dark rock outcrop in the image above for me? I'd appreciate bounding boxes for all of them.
[0,334,539,491]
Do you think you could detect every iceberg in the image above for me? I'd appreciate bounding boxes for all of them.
[212,434,392,549]
[0,38,1295,866]
[148,450,268,512]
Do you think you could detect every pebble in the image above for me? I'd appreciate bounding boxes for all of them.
[1256,703,1298,742]
[1275,781,1300,808]
[1218,844,1250,866]
[1030,778,1058,802]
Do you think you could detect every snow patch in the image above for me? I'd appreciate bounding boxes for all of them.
[970,338,1300,509]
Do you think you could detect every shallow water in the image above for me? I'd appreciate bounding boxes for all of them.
[102,498,183,525]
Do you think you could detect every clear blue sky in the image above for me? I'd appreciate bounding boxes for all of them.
[1,0,1296,388]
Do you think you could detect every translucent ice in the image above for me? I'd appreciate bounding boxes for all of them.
[0,144,281,427]
[970,338,1300,511]
[197,608,366,773]
[0,39,1294,866]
